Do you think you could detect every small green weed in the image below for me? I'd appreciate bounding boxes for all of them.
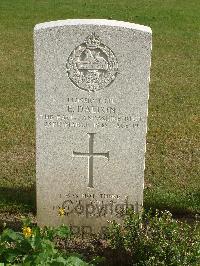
[0,218,91,265]
[108,210,200,265]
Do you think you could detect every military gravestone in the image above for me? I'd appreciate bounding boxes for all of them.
[34,19,152,235]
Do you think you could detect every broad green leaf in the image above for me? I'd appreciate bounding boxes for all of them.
[55,225,71,239]
[1,229,24,242]
[4,248,21,263]
[65,256,90,266]
[49,256,68,265]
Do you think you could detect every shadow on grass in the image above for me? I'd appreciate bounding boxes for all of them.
[144,188,200,220]
[0,185,36,214]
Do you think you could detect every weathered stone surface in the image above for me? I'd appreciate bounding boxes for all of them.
[34,19,152,235]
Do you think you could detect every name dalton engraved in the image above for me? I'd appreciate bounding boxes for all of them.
[66,33,118,92]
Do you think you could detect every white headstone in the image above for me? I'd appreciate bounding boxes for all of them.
[34,19,152,235]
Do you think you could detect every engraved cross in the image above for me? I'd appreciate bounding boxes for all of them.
[73,133,109,188]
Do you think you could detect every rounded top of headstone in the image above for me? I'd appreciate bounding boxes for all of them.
[34,19,152,34]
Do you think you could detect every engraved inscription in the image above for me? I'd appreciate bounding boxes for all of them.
[66,33,118,92]
[41,97,142,130]
[73,133,109,188]
[56,193,136,218]
[43,113,141,129]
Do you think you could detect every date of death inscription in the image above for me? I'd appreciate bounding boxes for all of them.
[40,97,142,130]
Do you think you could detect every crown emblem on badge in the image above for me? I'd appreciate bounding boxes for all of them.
[85,33,101,49]
[66,33,118,92]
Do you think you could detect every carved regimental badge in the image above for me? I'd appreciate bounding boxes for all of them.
[66,33,118,92]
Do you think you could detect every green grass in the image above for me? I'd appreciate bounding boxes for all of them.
[0,0,199,215]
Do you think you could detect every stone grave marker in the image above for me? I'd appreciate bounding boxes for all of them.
[34,19,152,235]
